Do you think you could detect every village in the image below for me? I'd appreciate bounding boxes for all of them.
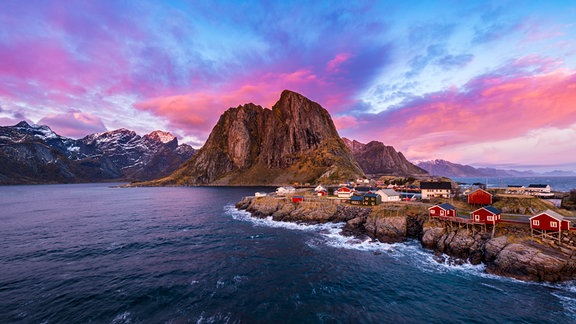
[253,179,576,245]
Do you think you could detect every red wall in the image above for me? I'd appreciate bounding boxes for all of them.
[429,206,455,217]
[531,214,570,231]
[468,190,492,205]
[471,208,499,224]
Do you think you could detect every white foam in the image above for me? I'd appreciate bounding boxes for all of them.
[111,311,132,324]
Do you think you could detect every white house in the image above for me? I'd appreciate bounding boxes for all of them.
[420,181,452,200]
[314,184,327,192]
[376,189,401,202]
[335,186,355,198]
[276,186,296,195]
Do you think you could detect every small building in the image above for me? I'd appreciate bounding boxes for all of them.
[420,181,452,199]
[506,185,525,194]
[526,184,552,195]
[363,193,381,206]
[376,189,401,202]
[467,188,493,205]
[292,196,304,203]
[255,192,267,197]
[335,186,355,198]
[529,209,571,243]
[529,210,570,231]
[314,184,327,193]
[276,186,296,195]
[470,206,501,224]
[428,203,457,218]
[316,190,327,197]
[350,195,364,205]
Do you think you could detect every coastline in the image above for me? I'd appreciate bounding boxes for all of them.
[236,195,576,282]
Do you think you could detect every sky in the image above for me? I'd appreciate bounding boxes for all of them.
[1,1,575,172]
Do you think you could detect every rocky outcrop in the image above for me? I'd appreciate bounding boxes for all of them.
[151,90,364,186]
[237,195,576,282]
[0,121,195,184]
[422,220,576,282]
[342,138,427,177]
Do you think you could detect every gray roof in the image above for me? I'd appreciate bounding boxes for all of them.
[378,189,400,196]
[530,209,564,221]
[420,181,452,190]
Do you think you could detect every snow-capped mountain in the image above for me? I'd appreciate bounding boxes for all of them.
[0,121,196,184]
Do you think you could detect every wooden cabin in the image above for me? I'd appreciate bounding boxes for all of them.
[292,196,304,203]
[428,203,457,218]
[470,206,501,224]
[467,188,492,205]
[316,190,327,197]
[529,210,570,231]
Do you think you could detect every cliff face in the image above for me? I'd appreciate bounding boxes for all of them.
[153,90,364,185]
[342,138,427,177]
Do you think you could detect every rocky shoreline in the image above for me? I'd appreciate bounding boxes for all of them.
[236,196,576,282]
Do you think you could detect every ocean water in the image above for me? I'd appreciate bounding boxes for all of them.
[452,176,576,192]
[1,183,575,323]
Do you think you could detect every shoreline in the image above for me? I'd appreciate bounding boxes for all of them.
[235,195,576,282]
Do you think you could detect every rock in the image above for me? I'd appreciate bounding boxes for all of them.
[152,90,364,186]
[365,215,407,243]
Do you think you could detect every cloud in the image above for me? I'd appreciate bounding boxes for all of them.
[38,111,107,138]
[344,66,576,168]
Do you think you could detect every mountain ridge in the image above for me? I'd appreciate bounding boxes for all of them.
[0,121,195,184]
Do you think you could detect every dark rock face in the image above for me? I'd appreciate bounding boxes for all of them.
[342,138,427,177]
[422,221,576,282]
[157,90,364,185]
[0,121,195,184]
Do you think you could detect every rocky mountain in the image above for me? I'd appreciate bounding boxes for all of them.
[342,138,427,177]
[417,159,538,178]
[0,121,195,184]
[147,90,364,186]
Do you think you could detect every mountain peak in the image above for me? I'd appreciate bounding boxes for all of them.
[15,120,31,128]
[146,130,176,144]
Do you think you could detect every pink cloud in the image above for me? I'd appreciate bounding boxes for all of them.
[326,53,352,73]
[38,111,107,138]
[349,68,576,164]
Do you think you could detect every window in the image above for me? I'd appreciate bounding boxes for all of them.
[431,210,436,214]
[487,216,493,221]
[533,220,540,226]
[440,210,445,216]
[475,215,480,221]
[551,221,558,228]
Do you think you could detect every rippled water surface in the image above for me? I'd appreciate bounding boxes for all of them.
[1,183,575,323]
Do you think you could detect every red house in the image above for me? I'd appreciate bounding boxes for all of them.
[529,210,570,231]
[292,196,304,203]
[470,206,501,224]
[428,203,457,218]
[316,190,327,197]
[467,188,492,205]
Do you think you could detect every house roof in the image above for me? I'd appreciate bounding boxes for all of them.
[378,189,400,196]
[507,185,523,188]
[364,193,378,198]
[528,184,549,188]
[530,209,565,221]
[350,195,364,201]
[429,203,456,210]
[420,181,452,190]
[480,206,501,215]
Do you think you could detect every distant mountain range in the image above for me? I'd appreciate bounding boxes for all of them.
[0,121,195,184]
[342,138,427,178]
[417,159,576,178]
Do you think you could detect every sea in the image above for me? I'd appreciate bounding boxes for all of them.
[1,183,575,323]
[451,176,576,193]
